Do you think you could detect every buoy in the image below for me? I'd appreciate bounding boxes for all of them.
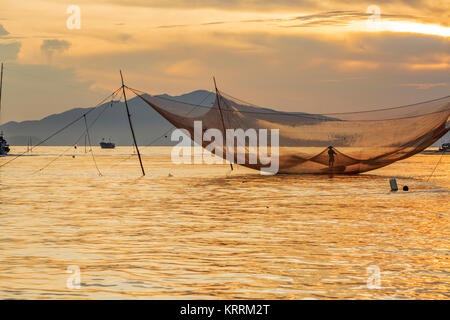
[389,178,398,191]
[403,186,409,191]
[72,155,76,158]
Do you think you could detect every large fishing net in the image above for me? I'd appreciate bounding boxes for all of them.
[130,87,450,174]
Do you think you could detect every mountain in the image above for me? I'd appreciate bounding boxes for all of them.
[0,90,215,146]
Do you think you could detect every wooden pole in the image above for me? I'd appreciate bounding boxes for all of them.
[213,77,233,171]
[120,70,145,176]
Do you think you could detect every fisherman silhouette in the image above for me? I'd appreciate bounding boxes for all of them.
[328,146,337,168]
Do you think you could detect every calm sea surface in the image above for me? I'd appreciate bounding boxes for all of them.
[0,146,449,299]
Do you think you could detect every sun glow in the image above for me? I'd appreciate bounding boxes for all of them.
[365,20,450,37]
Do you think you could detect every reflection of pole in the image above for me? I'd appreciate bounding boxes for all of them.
[213,77,233,171]
[84,134,87,153]
[120,70,145,176]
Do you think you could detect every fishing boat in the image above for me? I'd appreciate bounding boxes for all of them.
[0,63,10,156]
[0,132,10,156]
[439,143,450,152]
[100,138,116,149]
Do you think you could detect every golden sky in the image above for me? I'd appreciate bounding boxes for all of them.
[0,0,449,122]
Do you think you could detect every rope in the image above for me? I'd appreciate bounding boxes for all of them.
[31,90,120,175]
[427,148,447,182]
[32,145,77,175]
[84,115,102,176]
[0,87,122,168]
[219,90,450,116]
[126,86,450,122]
[107,88,214,171]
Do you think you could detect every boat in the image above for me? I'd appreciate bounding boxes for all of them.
[439,143,450,152]
[99,138,116,149]
[0,132,10,156]
[0,63,10,156]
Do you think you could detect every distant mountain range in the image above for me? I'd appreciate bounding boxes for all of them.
[1,90,448,147]
[0,90,215,146]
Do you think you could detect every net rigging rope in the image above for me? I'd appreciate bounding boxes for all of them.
[427,149,447,182]
[128,86,258,173]
[13,91,115,176]
[107,87,215,171]
[84,114,102,176]
[125,85,450,179]
[129,86,259,171]
[0,87,122,169]
[219,89,450,116]
[32,90,120,175]
[127,86,450,121]
[3,84,447,184]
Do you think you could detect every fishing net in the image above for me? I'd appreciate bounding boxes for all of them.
[130,87,450,174]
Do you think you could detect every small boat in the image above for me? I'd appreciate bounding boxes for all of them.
[0,132,10,156]
[439,143,450,152]
[100,138,116,149]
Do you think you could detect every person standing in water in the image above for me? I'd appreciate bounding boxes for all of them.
[328,146,336,168]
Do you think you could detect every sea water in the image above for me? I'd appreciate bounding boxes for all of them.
[0,146,448,299]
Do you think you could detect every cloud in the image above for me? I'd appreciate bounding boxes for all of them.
[59,30,449,116]
[163,59,205,77]
[40,39,71,59]
[1,63,110,123]
[285,10,418,27]
[0,42,21,61]
[3,1,448,121]
[407,63,450,70]
[92,0,426,11]
[400,82,448,90]
[336,60,380,71]
[155,10,365,29]
[88,0,448,22]
[118,33,133,42]
[155,9,443,36]
[0,24,9,36]
[93,0,450,26]
[94,0,314,10]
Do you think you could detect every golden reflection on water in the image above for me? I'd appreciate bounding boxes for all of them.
[0,146,449,299]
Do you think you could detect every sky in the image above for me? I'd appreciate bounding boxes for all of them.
[0,0,449,123]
